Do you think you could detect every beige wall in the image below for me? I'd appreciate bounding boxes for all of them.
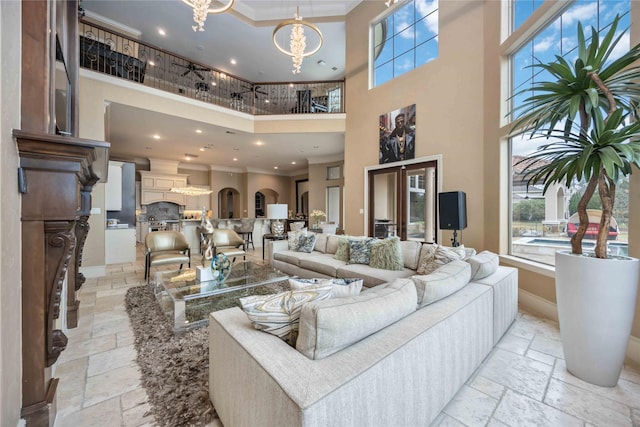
[1,1,23,424]
[247,172,291,217]
[346,1,640,347]
[209,169,244,218]
[308,160,344,226]
[344,1,486,249]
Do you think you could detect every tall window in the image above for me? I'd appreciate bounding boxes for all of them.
[507,0,631,265]
[372,0,439,88]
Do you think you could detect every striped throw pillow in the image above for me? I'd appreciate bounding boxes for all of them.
[240,284,332,345]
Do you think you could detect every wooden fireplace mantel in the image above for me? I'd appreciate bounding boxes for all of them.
[15,129,108,426]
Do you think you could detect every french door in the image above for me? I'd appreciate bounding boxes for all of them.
[367,160,437,242]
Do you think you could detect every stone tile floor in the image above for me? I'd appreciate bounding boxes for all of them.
[54,244,640,426]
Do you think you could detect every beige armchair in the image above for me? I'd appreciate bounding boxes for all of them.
[201,228,246,265]
[144,231,191,283]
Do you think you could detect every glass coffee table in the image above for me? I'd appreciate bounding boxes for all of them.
[154,261,288,332]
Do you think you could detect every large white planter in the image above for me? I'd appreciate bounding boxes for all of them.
[555,250,639,387]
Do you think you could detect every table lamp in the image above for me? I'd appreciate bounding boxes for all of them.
[267,204,288,236]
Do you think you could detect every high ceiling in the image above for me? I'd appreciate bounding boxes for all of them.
[80,0,362,173]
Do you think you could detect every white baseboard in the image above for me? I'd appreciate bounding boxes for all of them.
[518,289,640,365]
[518,288,559,322]
[79,265,106,278]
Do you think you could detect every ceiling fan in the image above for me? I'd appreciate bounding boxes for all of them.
[171,61,210,80]
[231,84,268,99]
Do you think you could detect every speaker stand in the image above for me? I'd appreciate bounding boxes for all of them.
[451,230,460,247]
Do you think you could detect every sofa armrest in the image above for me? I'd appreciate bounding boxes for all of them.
[269,239,289,266]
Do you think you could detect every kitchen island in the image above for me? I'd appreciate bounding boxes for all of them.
[105,224,136,264]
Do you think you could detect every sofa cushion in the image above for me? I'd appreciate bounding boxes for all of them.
[400,240,422,270]
[289,277,363,298]
[417,244,467,275]
[313,233,329,253]
[296,278,417,359]
[369,237,403,271]
[412,260,471,307]
[325,235,342,254]
[239,284,333,345]
[273,249,319,266]
[337,264,415,287]
[297,234,317,253]
[298,254,347,277]
[348,238,377,264]
[466,250,499,280]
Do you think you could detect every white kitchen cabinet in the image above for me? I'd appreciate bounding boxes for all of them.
[185,186,211,210]
[139,171,189,205]
[139,222,149,245]
[181,221,201,252]
[105,227,136,264]
[105,161,124,211]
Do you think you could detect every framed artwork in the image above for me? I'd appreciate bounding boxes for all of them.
[379,104,416,164]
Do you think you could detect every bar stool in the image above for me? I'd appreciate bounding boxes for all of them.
[234,218,256,250]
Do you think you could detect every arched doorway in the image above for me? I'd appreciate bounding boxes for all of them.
[219,187,240,218]
[255,188,279,217]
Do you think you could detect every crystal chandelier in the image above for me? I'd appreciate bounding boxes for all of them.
[170,186,213,197]
[272,7,323,74]
[182,0,234,32]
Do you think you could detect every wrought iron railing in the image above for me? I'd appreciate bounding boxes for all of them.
[78,20,345,115]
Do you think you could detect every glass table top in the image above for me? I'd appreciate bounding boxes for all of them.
[154,261,289,331]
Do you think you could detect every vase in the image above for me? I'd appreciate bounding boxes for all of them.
[555,250,639,386]
[211,253,232,283]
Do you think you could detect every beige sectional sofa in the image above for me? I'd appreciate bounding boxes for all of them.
[269,234,427,287]
[209,235,518,427]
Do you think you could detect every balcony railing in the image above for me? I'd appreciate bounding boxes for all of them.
[78,20,345,115]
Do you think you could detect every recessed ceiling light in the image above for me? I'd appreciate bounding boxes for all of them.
[158,28,166,36]
[149,61,155,66]
[255,141,264,146]
[264,99,270,103]
[291,161,296,165]
[153,134,160,140]
[199,148,205,151]
[211,82,217,86]
[220,73,227,79]
[289,83,294,88]
[233,158,238,161]
[230,58,237,65]
[274,166,278,170]
[185,155,191,161]
[196,129,203,134]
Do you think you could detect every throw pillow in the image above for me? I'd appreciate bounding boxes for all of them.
[417,244,464,275]
[466,250,499,280]
[287,228,307,250]
[239,284,332,345]
[416,243,437,274]
[289,277,363,298]
[333,237,350,261]
[412,260,471,307]
[314,233,329,253]
[348,238,376,265]
[296,233,317,253]
[369,237,404,271]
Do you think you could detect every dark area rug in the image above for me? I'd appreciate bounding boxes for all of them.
[124,280,289,426]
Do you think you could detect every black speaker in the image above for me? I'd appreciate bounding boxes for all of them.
[439,191,467,230]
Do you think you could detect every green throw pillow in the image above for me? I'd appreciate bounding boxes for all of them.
[334,237,350,261]
[369,237,404,271]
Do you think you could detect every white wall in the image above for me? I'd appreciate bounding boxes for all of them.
[0,1,24,425]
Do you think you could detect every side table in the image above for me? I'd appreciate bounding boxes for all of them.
[263,233,287,259]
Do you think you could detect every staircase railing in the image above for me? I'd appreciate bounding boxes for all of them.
[78,20,345,116]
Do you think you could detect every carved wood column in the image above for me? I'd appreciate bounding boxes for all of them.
[16,131,108,426]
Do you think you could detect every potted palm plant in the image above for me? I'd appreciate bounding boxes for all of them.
[512,15,640,386]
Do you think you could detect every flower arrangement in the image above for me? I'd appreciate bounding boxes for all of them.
[310,210,326,228]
